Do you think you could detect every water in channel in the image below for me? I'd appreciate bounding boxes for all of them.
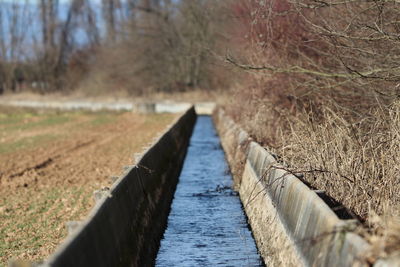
[156,116,263,267]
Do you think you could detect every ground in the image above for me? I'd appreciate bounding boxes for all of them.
[0,106,176,265]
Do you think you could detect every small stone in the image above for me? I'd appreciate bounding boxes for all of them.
[65,221,81,235]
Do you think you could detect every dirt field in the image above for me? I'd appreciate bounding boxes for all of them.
[0,106,176,265]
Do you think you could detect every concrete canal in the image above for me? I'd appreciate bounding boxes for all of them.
[156,116,263,267]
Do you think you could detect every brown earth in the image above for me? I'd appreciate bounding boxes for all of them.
[0,108,176,265]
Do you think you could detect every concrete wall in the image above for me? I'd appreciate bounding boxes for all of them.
[0,99,215,114]
[212,109,249,188]
[44,107,197,267]
[214,108,371,267]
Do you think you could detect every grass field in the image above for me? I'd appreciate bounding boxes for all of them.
[0,106,176,265]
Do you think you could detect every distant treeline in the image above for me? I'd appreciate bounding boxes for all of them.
[0,0,229,95]
[0,0,99,93]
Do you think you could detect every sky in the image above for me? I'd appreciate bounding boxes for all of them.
[0,0,103,3]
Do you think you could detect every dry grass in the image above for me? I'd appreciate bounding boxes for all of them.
[225,96,400,259]
[277,102,400,221]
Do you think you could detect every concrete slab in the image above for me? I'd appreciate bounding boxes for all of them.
[194,102,216,115]
[0,99,215,115]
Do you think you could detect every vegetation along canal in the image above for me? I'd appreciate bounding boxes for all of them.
[156,116,263,266]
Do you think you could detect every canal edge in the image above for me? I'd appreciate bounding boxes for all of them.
[40,107,197,267]
[213,107,374,267]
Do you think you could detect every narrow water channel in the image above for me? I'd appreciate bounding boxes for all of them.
[156,116,263,267]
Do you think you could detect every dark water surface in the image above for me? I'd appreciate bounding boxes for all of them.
[155,116,263,267]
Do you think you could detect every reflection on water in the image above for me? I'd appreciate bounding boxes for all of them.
[156,116,263,267]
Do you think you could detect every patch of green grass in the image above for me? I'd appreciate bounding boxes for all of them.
[0,112,37,126]
[90,113,115,126]
[0,186,92,264]
[0,109,123,155]
[35,115,71,127]
[0,108,122,132]
[4,115,71,132]
[0,134,58,155]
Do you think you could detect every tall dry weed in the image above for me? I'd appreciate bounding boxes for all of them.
[227,0,400,220]
[228,96,400,256]
[237,99,400,218]
[280,102,400,218]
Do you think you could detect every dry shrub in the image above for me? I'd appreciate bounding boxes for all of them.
[227,0,400,211]
[229,0,400,107]
[224,1,400,257]
[76,42,146,96]
[78,0,233,97]
[228,88,400,257]
[277,102,400,221]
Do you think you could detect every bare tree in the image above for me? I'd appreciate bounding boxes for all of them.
[0,0,226,95]
[0,0,33,93]
[121,0,219,92]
